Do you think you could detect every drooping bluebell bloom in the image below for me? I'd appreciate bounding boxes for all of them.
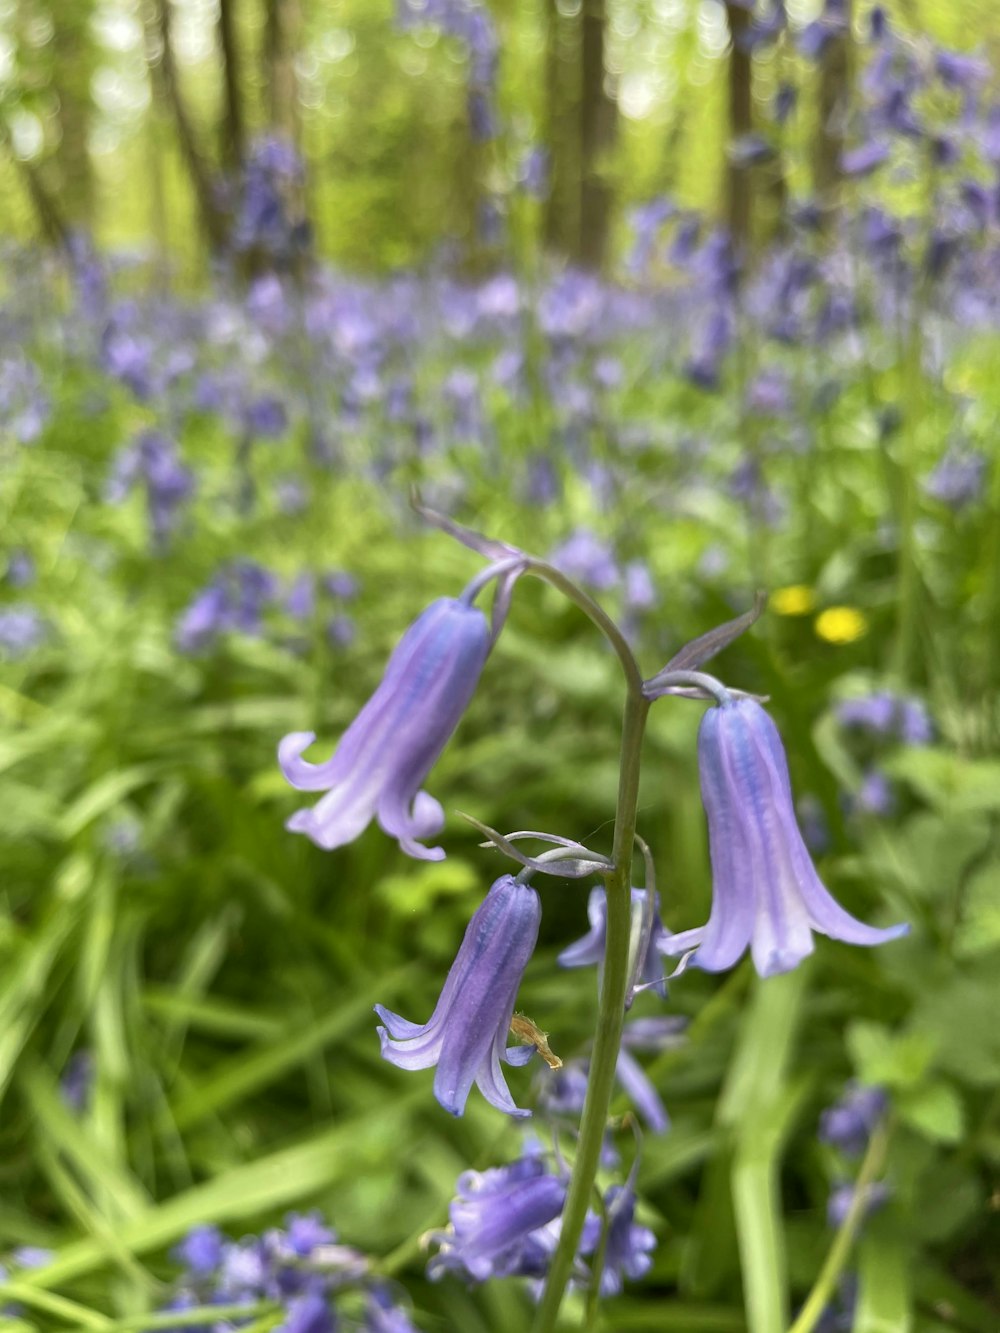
[616,1015,687,1133]
[614,1050,670,1134]
[925,448,987,509]
[660,699,907,978]
[427,1156,568,1282]
[836,691,933,744]
[597,1185,657,1296]
[365,1285,421,1333]
[851,768,896,818]
[59,1050,94,1115]
[841,142,890,178]
[819,1084,887,1155]
[0,606,46,660]
[558,886,668,998]
[173,1224,224,1278]
[280,596,490,859]
[376,875,540,1116]
[549,530,620,591]
[827,1181,891,1228]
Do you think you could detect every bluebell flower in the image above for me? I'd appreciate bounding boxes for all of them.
[279,1291,335,1333]
[614,1050,670,1134]
[624,561,657,613]
[427,1156,567,1281]
[852,768,896,818]
[597,1185,656,1296]
[841,142,890,177]
[106,430,195,546]
[538,1061,590,1117]
[173,1224,224,1277]
[925,448,987,509]
[660,699,907,977]
[827,1181,891,1228]
[0,606,46,659]
[559,886,668,998]
[820,1084,887,1156]
[365,1285,420,1332]
[59,1051,94,1115]
[376,874,539,1116]
[280,596,490,859]
[5,550,34,588]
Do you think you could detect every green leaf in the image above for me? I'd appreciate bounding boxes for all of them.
[898,1082,964,1144]
[854,1236,912,1333]
[884,749,1000,815]
[846,1021,936,1090]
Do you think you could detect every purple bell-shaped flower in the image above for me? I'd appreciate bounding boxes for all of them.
[375,875,540,1117]
[661,698,907,977]
[279,596,490,860]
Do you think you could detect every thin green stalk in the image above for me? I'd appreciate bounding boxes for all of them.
[0,1281,112,1329]
[532,686,650,1333]
[786,1120,891,1333]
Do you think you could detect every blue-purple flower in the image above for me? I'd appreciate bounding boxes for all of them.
[427,1156,568,1282]
[559,887,668,998]
[597,1185,656,1296]
[661,698,908,977]
[279,596,490,860]
[819,1084,887,1155]
[376,874,540,1116]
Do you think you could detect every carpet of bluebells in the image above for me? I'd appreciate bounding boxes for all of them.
[3,7,1000,1332]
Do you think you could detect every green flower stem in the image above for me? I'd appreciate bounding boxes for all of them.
[532,685,650,1333]
[521,560,645,695]
[786,1119,891,1333]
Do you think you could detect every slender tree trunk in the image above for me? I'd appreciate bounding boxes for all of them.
[579,0,616,270]
[50,0,95,228]
[263,0,302,145]
[0,123,69,248]
[217,0,246,171]
[815,0,853,215]
[724,1,753,248]
[147,0,229,251]
[543,0,580,257]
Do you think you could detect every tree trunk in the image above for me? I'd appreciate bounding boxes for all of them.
[217,0,246,171]
[815,0,853,214]
[543,0,580,258]
[579,0,616,270]
[0,122,69,249]
[50,0,95,228]
[147,0,229,251]
[724,1,753,249]
[263,0,302,145]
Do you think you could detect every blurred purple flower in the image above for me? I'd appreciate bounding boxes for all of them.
[820,1084,887,1155]
[173,1225,224,1277]
[427,1156,567,1281]
[60,1051,94,1115]
[549,529,619,590]
[841,142,890,177]
[852,768,896,818]
[925,448,987,508]
[376,874,540,1116]
[597,1185,656,1296]
[559,886,668,998]
[0,606,46,659]
[827,1181,891,1228]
